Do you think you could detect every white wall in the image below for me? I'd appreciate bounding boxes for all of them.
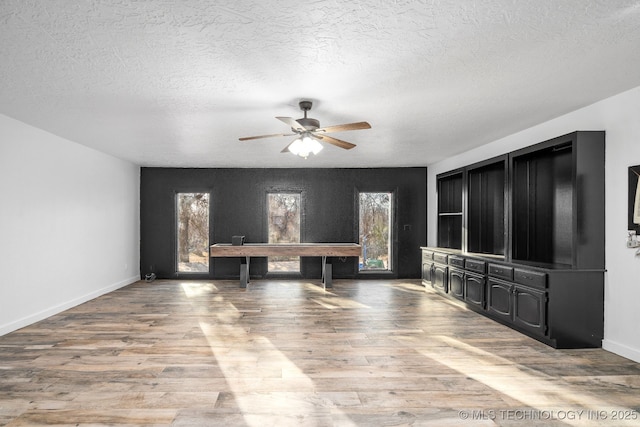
[0,114,140,335]
[427,85,640,362]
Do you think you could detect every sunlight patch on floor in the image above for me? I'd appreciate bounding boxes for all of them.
[309,297,371,310]
[417,335,635,425]
[198,319,359,426]
[180,282,218,297]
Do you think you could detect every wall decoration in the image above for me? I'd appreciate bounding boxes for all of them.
[629,165,640,232]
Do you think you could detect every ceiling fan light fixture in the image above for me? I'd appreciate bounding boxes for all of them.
[239,100,369,154]
[289,134,323,159]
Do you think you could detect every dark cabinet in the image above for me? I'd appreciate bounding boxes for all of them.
[464,272,485,309]
[432,252,449,292]
[421,250,433,286]
[449,268,465,300]
[433,264,448,293]
[487,269,548,335]
[487,278,513,322]
[424,130,605,349]
[420,246,606,348]
[513,285,547,335]
[422,262,433,285]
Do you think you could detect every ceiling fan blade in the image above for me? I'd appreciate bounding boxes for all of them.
[316,134,357,150]
[280,142,293,153]
[239,133,294,141]
[276,116,306,132]
[315,121,371,134]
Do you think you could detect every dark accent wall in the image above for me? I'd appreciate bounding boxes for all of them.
[140,167,427,280]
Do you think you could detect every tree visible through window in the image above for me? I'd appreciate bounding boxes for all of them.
[359,192,392,271]
[268,193,301,272]
[177,192,210,273]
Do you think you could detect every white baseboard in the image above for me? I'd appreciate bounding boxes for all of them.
[602,339,640,363]
[0,275,140,336]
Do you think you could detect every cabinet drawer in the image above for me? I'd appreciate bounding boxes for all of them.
[488,263,513,281]
[422,251,433,262]
[514,269,546,289]
[433,253,448,264]
[465,259,486,274]
[449,256,465,268]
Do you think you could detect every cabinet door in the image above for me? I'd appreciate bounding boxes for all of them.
[449,268,464,300]
[433,265,448,293]
[487,278,513,322]
[513,285,547,336]
[422,262,434,285]
[464,273,485,309]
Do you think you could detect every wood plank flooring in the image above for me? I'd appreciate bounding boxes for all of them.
[1,279,639,426]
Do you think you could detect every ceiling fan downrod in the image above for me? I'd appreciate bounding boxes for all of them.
[297,101,319,131]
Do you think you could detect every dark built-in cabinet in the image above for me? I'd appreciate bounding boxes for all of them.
[423,131,605,348]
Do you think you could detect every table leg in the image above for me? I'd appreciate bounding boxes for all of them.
[322,256,333,289]
[239,256,250,288]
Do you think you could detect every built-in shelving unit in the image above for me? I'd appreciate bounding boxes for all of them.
[467,156,507,257]
[424,131,605,348]
[436,170,463,250]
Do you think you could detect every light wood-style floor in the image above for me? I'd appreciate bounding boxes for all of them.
[1,279,639,426]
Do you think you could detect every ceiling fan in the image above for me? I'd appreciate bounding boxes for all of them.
[239,101,371,158]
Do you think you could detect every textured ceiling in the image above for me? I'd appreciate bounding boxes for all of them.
[2,0,640,168]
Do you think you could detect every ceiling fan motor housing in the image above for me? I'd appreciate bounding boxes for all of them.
[296,101,319,130]
[297,117,320,131]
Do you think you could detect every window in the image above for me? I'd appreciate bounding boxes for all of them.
[359,192,392,271]
[267,192,301,272]
[176,192,210,273]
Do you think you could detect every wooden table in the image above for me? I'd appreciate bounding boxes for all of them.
[210,243,361,288]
